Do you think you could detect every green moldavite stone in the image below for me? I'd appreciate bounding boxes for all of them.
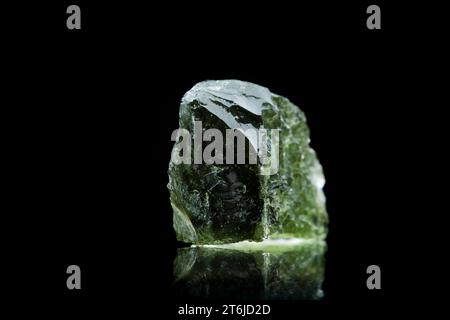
[168,80,328,244]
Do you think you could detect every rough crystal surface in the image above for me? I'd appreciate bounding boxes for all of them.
[168,80,327,244]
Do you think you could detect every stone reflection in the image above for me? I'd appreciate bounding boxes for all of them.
[174,240,326,300]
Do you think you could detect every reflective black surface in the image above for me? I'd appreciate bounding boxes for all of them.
[174,242,325,300]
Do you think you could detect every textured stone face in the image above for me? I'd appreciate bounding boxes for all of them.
[168,80,328,244]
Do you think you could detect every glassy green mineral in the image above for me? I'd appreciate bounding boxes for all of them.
[168,80,327,244]
[174,240,325,300]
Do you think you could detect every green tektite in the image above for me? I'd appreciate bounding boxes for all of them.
[168,80,328,244]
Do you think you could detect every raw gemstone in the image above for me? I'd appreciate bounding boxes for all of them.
[168,80,328,244]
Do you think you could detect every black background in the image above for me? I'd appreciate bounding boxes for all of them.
[4,0,429,318]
